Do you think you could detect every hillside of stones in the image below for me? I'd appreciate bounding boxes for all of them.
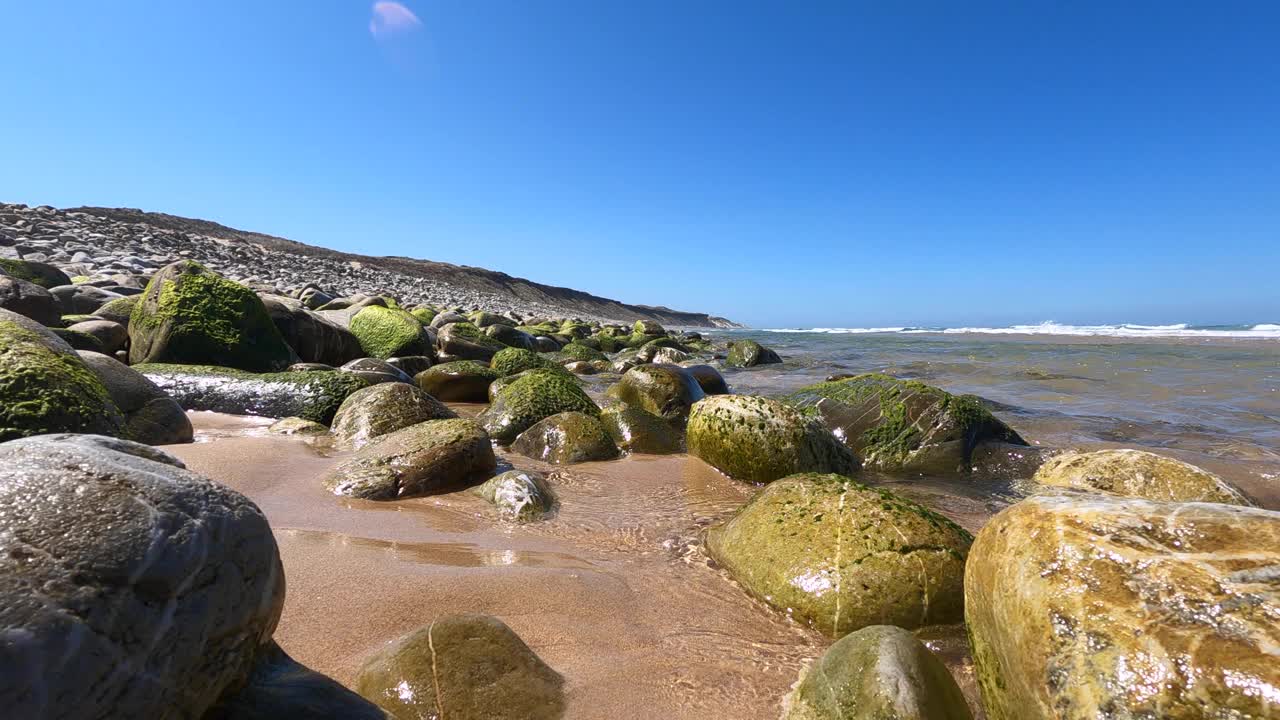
[0,203,737,327]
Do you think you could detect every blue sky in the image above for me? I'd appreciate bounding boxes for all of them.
[2,1,1277,328]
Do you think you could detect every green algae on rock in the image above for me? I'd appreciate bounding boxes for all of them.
[726,338,782,367]
[438,321,506,361]
[490,346,569,377]
[129,260,294,371]
[323,418,497,500]
[608,363,706,424]
[785,373,1026,473]
[706,473,971,637]
[94,294,140,326]
[782,625,973,720]
[356,614,564,720]
[415,360,500,402]
[349,305,431,359]
[137,363,369,424]
[965,492,1280,720]
[687,394,856,483]
[1032,448,1253,505]
[331,382,456,449]
[600,404,685,454]
[558,341,608,363]
[511,411,619,464]
[481,369,600,444]
[472,470,555,520]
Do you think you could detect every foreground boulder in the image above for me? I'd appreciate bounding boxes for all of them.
[138,363,369,424]
[511,411,619,464]
[1033,448,1253,505]
[129,261,295,371]
[782,625,972,720]
[608,364,706,423]
[0,308,125,441]
[726,338,782,367]
[600,405,684,454]
[79,351,193,445]
[473,470,555,521]
[355,614,564,720]
[331,382,456,449]
[349,305,432,359]
[687,395,856,483]
[416,360,500,402]
[706,473,971,636]
[785,373,1026,473]
[481,370,600,444]
[323,418,497,500]
[966,493,1280,720]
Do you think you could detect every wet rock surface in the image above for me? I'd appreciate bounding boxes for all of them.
[323,418,497,500]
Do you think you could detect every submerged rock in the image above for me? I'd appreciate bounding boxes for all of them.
[415,360,500,402]
[511,411,619,464]
[965,493,1280,720]
[608,364,706,424]
[481,369,600,444]
[78,350,193,445]
[687,394,856,483]
[323,418,496,500]
[1033,448,1253,505]
[473,470,555,520]
[782,625,973,720]
[138,363,369,424]
[706,473,971,636]
[726,339,782,367]
[331,382,456,449]
[600,404,684,454]
[355,614,564,720]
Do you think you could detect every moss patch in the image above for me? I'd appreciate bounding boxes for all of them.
[481,369,600,444]
[349,305,430,359]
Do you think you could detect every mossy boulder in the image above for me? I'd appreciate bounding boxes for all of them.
[965,493,1280,720]
[323,418,497,500]
[600,405,684,454]
[511,411,619,464]
[409,306,437,325]
[51,327,105,352]
[78,350,193,445]
[1032,448,1253,505]
[684,364,729,395]
[473,471,555,521]
[137,363,369,424]
[0,257,71,288]
[355,614,564,720]
[785,373,1026,473]
[0,309,126,441]
[481,370,601,444]
[633,319,666,336]
[485,324,536,350]
[706,473,971,636]
[726,338,782,367]
[349,305,431,359]
[438,321,506,362]
[331,382,456,449]
[95,295,140,326]
[558,342,607,363]
[782,625,973,720]
[608,364,706,424]
[129,261,294,371]
[490,347,567,377]
[415,361,500,402]
[687,395,857,483]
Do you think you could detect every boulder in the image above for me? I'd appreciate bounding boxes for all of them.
[608,364,706,424]
[323,418,496,500]
[261,295,364,367]
[511,411,619,464]
[68,319,128,354]
[51,327,105,352]
[355,614,564,720]
[0,274,59,325]
[204,642,385,720]
[50,283,123,315]
[684,364,729,395]
[339,357,414,385]
[633,319,666,336]
[558,342,607,363]
[1033,448,1253,505]
[0,257,71,288]
[706,473,971,636]
[472,471,555,521]
[491,346,568,377]
[416,361,500,402]
[965,493,1280,720]
[437,321,506,362]
[485,323,536,350]
[687,395,857,483]
[481,370,600,444]
[94,295,140,326]
[726,338,782,367]
[471,311,515,328]
[385,355,433,378]
[600,405,684,454]
[128,261,294,372]
[349,305,432,359]
[267,417,330,436]
[78,351,193,445]
[137,364,369,424]
[331,382,456,449]
[429,310,468,329]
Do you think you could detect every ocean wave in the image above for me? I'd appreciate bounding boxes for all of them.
[757,322,1280,338]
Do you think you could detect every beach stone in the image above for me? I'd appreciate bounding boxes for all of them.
[128,260,295,372]
[532,335,560,353]
[0,434,285,719]
[965,492,1280,720]
[471,311,515,327]
[491,346,566,377]
[94,294,140,326]
[268,416,330,436]
[1033,448,1253,505]
[323,418,496,500]
[726,338,782,367]
[261,295,364,367]
[0,308,125,441]
[782,625,972,720]
[409,306,437,325]
[473,470,555,520]
[438,321,506,362]
[684,364,729,395]
[485,323,536,350]
[633,319,666,336]
[50,283,123,315]
[600,405,684,454]
[51,327,106,352]
[481,369,601,444]
[511,411,619,464]
[785,373,1026,473]
[0,257,71,288]
[559,341,608,363]
[608,364,706,424]
[0,274,59,325]
[331,382,456,449]
[68,319,128,354]
[564,360,598,375]
[355,614,564,720]
[385,355,433,378]
[138,363,369,424]
[339,357,414,385]
[205,641,385,720]
[706,473,971,636]
[416,360,500,402]
[349,305,432,359]
[688,394,857,483]
[429,310,468,329]
[78,350,193,445]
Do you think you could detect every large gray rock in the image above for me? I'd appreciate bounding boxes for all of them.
[68,319,128,354]
[608,364,706,424]
[0,274,59,325]
[50,283,124,315]
[137,364,369,425]
[323,419,497,500]
[331,382,456,449]
[78,351,193,445]
[261,295,365,367]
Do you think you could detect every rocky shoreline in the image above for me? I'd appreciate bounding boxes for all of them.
[0,209,1277,719]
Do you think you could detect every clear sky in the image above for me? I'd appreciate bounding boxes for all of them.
[2,2,1277,328]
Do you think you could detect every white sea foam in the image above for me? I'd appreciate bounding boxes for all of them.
[758,322,1280,339]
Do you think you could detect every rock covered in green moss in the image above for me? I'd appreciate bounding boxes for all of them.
[331,382,456,449]
[0,308,126,441]
[415,360,500,402]
[687,394,856,483]
[511,411,619,464]
[137,363,369,424]
[490,347,567,377]
[1032,448,1252,505]
[348,305,431,359]
[481,370,601,444]
[965,493,1280,720]
[558,342,607,363]
[608,364,706,423]
[409,306,437,325]
[78,350,193,445]
[94,294,140,326]
[726,339,782,367]
[633,319,666,336]
[706,473,971,636]
[782,625,973,720]
[600,405,684,454]
[355,614,564,720]
[438,321,506,362]
[0,257,71,288]
[128,261,294,371]
[473,470,555,520]
[323,418,496,500]
[785,373,1026,473]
